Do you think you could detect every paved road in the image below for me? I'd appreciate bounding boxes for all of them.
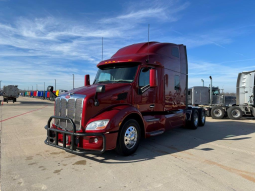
[1,96,255,191]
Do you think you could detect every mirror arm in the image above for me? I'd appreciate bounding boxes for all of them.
[94,92,99,106]
[47,86,57,98]
[94,85,105,106]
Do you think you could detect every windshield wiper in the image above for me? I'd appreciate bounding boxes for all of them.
[96,80,112,83]
[114,80,132,83]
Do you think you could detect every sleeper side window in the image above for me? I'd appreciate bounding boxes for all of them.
[172,47,179,58]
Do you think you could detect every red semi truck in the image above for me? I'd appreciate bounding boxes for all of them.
[45,42,206,155]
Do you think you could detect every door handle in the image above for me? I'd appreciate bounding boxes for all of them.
[150,104,155,108]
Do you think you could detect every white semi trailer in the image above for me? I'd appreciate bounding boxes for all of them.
[3,85,19,103]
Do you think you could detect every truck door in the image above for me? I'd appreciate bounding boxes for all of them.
[134,67,156,112]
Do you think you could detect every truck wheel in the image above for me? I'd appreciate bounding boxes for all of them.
[198,109,206,126]
[211,106,225,119]
[3,98,6,102]
[227,107,243,120]
[115,119,141,156]
[251,107,255,117]
[189,109,199,130]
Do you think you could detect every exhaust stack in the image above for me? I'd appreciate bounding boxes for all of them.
[209,76,212,105]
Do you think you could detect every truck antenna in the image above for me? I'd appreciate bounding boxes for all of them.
[102,37,104,61]
[147,24,150,63]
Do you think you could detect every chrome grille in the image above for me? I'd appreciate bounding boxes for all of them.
[54,95,85,131]
[55,98,61,125]
[60,99,67,129]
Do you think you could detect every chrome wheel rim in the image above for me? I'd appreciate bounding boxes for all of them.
[124,126,137,149]
[214,109,222,117]
[231,109,240,118]
[194,113,198,126]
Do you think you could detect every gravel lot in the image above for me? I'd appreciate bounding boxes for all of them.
[1,96,255,191]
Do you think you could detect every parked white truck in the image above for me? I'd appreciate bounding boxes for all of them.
[190,71,255,120]
[3,85,19,103]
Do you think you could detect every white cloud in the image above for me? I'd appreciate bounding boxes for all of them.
[188,60,255,93]
[0,0,249,93]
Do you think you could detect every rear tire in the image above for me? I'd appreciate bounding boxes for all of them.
[115,119,141,156]
[189,109,199,130]
[211,106,225,119]
[198,109,206,126]
[252,108,255,117]
[227,107,243,120]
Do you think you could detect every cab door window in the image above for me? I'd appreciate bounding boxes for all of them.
[139,67,150,94]
[139,68,150,87]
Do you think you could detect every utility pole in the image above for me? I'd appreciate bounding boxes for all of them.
[201,79,204,87]
[55,79,56,91]
[73,74,74,89]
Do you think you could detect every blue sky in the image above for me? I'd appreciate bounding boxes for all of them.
[0,0,254,92]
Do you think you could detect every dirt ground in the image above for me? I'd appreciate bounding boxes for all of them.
[0,96,255,191]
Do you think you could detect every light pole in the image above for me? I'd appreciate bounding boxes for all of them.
[44,82,45,99]
[201,79,204,87]
[73,74,74,89]
[0,80,1,91]
[55,79,56,91]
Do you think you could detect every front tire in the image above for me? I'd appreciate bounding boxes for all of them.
[115,119,141,156]
[227,107,243,120]
[211,106,225,119]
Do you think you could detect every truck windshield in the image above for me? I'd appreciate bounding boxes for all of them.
[94,64,138,84]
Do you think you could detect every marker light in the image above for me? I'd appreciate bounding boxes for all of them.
[86,120,109,131]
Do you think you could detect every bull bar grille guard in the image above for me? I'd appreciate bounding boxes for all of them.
[44,116,106,154]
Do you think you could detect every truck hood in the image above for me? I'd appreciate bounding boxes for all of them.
[68,83,132,98]
[60,83,133,128]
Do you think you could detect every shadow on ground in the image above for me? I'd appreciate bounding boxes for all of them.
[77,120,255,164]
[0,100,53,105]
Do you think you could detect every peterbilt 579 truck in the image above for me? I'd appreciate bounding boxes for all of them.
[45,42,206,156]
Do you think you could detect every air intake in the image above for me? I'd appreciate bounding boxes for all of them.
[54,95,85,131]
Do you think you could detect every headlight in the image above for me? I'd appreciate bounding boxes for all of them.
[86,120,109,130]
